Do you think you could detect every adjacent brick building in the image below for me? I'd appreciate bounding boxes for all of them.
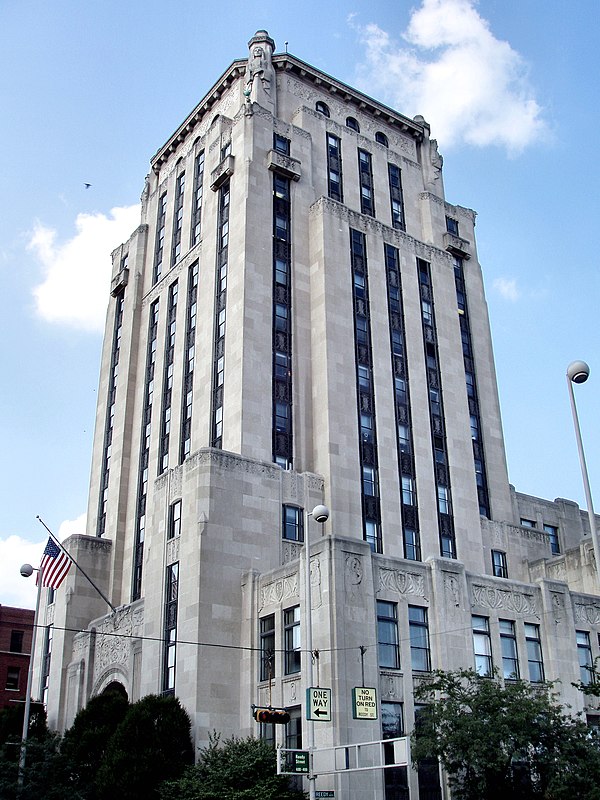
[0,604,34,711]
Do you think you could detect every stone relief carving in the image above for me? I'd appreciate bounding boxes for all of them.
[574,602,600,626]
[471,584,540,618]
[551,592,565,623]
[381,673,398,699]
[282,540,302,565]
[286,77,318,104]
[310,556,322,610]
[166,537,180,565]
[260,573,299,609]
[187,449,282,480]
[548,562,567,582]
[344,554,363,601]
[444,573,461,612]
[93,605,144,683]
[379,567,425,597]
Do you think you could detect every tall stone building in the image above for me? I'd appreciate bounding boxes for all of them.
[38,31,600,798]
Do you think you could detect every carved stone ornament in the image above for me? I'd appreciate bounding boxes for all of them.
[93,605,143,683]
[259,573,299,610]
[282,540,302,565]
[379,567,425,597]
[574,602,600,626]
[551,592,565,623]
[166,536,180,565]
[344,554,363,601]
[471,584,540,618]
[444,573,461,612]
[310,556,322,610]
[381,673,398,699]
[186,448,282,480]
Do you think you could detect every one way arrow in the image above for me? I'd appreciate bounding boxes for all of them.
[314,708,328,717]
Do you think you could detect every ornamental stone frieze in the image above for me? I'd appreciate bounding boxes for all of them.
[471,583,540,619]
[186,448,282,480]
[93,605,144,683]
[378,567,425,598]
[259,572,299,610]
[282,540,302,565]
[574,601,600,626]
[166,536,180,565]
[344,554,364,601]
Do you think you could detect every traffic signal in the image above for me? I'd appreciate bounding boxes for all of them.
[253,706,290,724]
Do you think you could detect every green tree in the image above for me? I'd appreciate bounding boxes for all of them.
[411,669,600,800]
[61,688,130,798]
[159,733,307,800]
[0,732,75,800]
[94,693,194,800]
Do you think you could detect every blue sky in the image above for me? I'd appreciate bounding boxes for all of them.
[1,0,598,607]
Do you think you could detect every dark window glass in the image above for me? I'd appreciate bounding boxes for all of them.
[346,116,360,132]
[492,550,508,578]
[282,505,304,542]
[260,614,275,681]
[577,630,593,686]
[499,619,519,679]
[168,500,181,540]
[9,630,24,653]
[544,524,560,554]
[525,623,544,682]
[472,615,492,676]
[375,131,389,147]
[315,101,330,117]
[284,606,301,674]
[274,133,290,155]
[408,606,431,672]
[446,216,459,236]
[5,667,19,690]
[378,601,400,669]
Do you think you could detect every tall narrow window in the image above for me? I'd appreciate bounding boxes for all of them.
[168,499,181,540]
[133,300,159,601]
[190,150,205,247]
[525,623,544,683]
[9,630,24,653]
[6,668,20,690]
[351,229,381,553]
[577,630,593,686]
[179,262,198,463]
[171,172,185,265]
[544,524,560,555]
[358,149,374,216]
[282,506,303,542]
[162,562,179,694]
[419,259,456,559]
[211,180,230,448]
[388,163,405,230]
[453,256,490,517]
[97,286,125,536]
[272,171,293,468]
[382,702,409,800]
[327,133,343,202]
[40,624,53,706]
[159,281,178,474]
[408,606,431,672]
[284,606,301,675]
[492,550,508,578]
[499,619,519,679]
[472,615,492,676]
[260,614,275,681]
[377,601,400,669]
[153,192,167,284]
[286,707,302,750]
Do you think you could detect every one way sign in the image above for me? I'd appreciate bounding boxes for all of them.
[306,687,332,721]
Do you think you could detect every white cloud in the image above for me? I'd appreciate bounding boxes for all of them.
[0,515,86,609]
[29,204,140,332]
[354,0,545,152]
[493,277,520,301]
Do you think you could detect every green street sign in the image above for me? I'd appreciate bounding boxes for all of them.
[287,750,309,774]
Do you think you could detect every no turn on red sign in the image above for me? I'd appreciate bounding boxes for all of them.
[352,687,378,720]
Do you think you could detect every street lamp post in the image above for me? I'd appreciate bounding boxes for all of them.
[17,563,43,789]
[304,504,330,800]
[566,360,600,586]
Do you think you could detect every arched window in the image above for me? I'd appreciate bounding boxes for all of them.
[375,131,389,147]
[346,116,360,132]
[315,101,330,117]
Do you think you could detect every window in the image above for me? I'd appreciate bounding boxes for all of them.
[437,485,450,515]
[446,216,459,236]
[499,619,519,679]
[358,149,375,216]
[363,465,377,497]
[388,163,405,230]
[260,614,275,681]
[520,518,536,528]
[282,505,303,542]
[168,500,181,540]
[5,667,20,691]
[274,133,290,155]
[382,702,409,800]
[472,615,492,676]
[9,630,24,653]
[365,519,381,553]
[346,116,360,132]
[377,601,400,669]
[409,606,431,672]
[404,529,420,561]
[41,625,53,705]
[577,630,594,686]
[284,606,301,674]
[492,550,508,579]
[360,412,373,443]
[401,475,414,506]
[375,131,389,147]
[153,192,167,284]
[326,133,343,202]
[285,706,302,749]
[525,623,544,683]
[162,562,179,694]
[315,101,330,117]
[358,364,370,391]
[190,150,205,247]
[171,172,185,265]
[544,524,560,555]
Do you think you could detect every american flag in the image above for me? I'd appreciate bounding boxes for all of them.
[37,537,72,589]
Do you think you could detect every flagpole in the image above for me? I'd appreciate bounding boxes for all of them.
[36,516,117,613]
[17,565,43,789]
